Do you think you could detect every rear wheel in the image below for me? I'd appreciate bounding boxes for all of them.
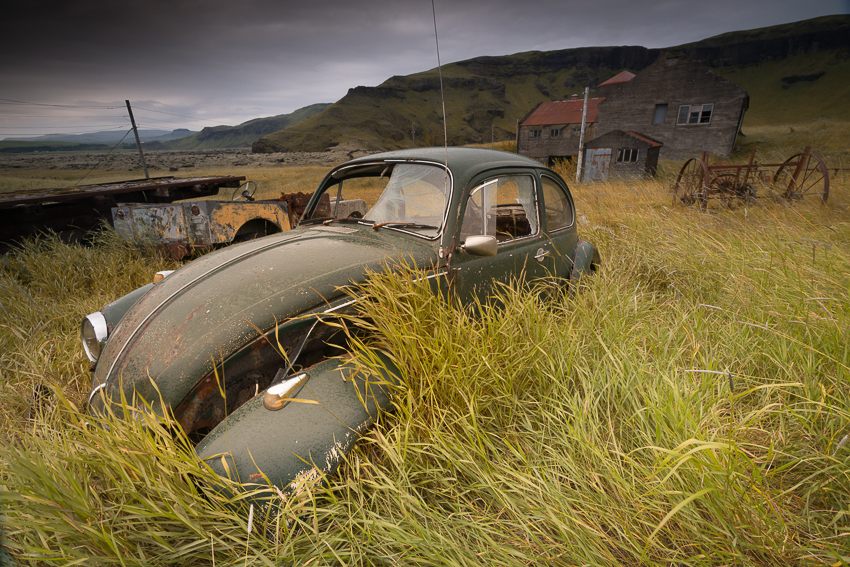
[773,152,829,203]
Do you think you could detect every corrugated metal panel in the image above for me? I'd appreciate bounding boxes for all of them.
[598,71,636,86]
[520,98,604,127]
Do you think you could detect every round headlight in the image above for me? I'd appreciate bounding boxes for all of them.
[81,312,108,363]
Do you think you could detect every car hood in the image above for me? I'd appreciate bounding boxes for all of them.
[92,225,434,409]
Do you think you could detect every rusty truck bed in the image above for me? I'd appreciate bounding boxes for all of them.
[0,176,245,252]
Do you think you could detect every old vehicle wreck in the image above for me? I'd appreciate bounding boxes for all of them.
[81,147,600,499]
[111,183,368,258]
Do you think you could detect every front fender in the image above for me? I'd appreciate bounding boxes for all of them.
[100,283,154,336]
[196,352,400,497]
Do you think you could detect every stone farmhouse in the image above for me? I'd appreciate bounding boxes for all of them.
[515,96,603,163]
[517,51,749,168]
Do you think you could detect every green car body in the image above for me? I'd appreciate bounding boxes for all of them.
[82,147,599,498]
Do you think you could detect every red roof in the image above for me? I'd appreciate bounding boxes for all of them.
[520,98,603,127]
[598,71,635,87]
[625,131,662,147]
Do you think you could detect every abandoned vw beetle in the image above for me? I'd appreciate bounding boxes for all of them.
[82,147,599,493]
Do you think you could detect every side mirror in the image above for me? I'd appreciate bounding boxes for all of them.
[462,235,497,257]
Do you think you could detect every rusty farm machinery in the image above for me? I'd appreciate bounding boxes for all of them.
[672,147,833,207]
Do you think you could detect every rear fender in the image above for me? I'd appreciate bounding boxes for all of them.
[570,239,600,284]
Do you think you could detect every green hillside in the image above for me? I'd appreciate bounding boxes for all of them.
[147,103,331,150]
[253,15,849,153]
[716,50,850,125]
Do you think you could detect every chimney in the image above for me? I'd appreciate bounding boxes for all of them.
[571,94,578,101]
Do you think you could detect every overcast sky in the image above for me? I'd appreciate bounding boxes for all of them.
[1,0,847,139]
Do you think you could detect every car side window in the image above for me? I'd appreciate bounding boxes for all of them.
[541,176,574,232]
[460,174,538,243]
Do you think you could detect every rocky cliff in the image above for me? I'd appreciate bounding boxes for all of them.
[253,15,850,154]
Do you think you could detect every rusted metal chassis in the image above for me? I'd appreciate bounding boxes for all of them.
[113,200,293,259]
[0,176,245,252]
[673,147,830,205]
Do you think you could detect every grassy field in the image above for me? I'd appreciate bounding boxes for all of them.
[1,126,848,565]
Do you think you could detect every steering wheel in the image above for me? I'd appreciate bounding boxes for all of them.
[232,181,257,201]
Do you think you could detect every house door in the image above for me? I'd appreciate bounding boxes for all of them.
[583,148,611,181]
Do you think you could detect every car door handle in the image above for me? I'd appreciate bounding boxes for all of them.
[534,248,550,262]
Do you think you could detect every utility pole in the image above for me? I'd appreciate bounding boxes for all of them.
[575,87,589,184]
[125,100,149,179]
[515,118,519,150]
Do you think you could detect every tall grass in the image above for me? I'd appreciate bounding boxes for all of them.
[1,144,848,564]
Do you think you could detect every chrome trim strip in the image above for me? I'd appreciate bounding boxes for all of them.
[88,382,107,404]
[323,298,359,313]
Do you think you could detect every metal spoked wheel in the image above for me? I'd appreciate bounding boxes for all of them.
[708,173,754,205]
[773,151,830,203]
[673,158,710,207]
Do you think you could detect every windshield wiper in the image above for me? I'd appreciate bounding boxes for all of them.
[372,222,438,231]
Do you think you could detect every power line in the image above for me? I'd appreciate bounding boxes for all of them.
[2,97,235,128]
[0,98,121,109]
[132,106,230,124]
[0,124,129,129]
[0,112,119,118]
[127,115,205,126]
[72,129,135,187]
[1,126,132,137]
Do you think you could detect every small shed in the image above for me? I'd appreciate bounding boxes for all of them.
[582,130,661,182]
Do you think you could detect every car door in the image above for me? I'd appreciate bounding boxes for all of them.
[539,174,578,281]
[449,172,555,304]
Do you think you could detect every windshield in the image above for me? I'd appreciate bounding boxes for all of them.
[363,163,449,236]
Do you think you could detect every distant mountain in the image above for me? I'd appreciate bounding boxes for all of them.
[145,104,332,150]
[2,104,331,152]
[7,129,196,144]
[252,15,850,154]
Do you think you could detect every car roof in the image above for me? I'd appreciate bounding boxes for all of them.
[343,147,547,180]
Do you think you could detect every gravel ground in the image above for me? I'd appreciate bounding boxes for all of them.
[0,147,376,172]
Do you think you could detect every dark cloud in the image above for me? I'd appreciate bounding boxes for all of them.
[1,0,846,138]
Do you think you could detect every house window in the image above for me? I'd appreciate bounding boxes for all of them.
[617,148,638,163]
[529,129,542,139]
[572,128,581,137]
[550,128,562,137]
[653,104,668,124]
[677,103,714,125]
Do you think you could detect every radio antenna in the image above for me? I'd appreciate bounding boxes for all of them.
[431,0,448,160]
